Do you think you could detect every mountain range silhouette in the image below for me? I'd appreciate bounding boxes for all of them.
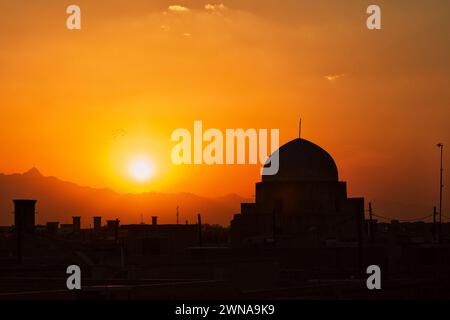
[0,168,248,227]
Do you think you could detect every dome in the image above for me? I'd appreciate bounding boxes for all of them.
[262,138,338,182]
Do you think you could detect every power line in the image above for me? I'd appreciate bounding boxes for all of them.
[371,213,433,222]
[366,203,435,222]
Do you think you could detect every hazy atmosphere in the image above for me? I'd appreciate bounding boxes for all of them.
[1,0,449,222]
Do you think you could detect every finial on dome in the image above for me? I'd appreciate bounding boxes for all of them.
[299,118,302,138]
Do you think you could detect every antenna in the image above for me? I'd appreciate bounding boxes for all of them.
[299,118,302,138]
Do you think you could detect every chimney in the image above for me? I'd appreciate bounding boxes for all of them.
[152,216,158,225]
[14,200,37,234]
[72,216,81,232]
[93,216,102,230]
[13,199,37,264]
[114,218,120,243]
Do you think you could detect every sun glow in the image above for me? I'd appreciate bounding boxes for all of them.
[128,158,154,182]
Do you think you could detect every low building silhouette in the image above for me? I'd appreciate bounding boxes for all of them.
[2,140,450,299]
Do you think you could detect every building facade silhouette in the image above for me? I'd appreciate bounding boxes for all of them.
[231,138,365,247]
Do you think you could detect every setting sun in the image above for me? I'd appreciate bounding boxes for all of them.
[128,158,154,182]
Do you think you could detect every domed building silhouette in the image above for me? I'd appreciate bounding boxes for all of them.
[230,138,365,248]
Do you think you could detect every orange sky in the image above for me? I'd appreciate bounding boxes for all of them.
[0,0,449,218]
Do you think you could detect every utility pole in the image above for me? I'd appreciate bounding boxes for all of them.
[356,207,364,279]
[197,213,202,247]
[433,206,438,242]
[176,206,179,225]
[368,202,373,244]
[437,143,444,243]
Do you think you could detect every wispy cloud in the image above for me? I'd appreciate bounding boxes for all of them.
[168,5,190,13]
[205,4,227,12]
[324,74,345,82]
